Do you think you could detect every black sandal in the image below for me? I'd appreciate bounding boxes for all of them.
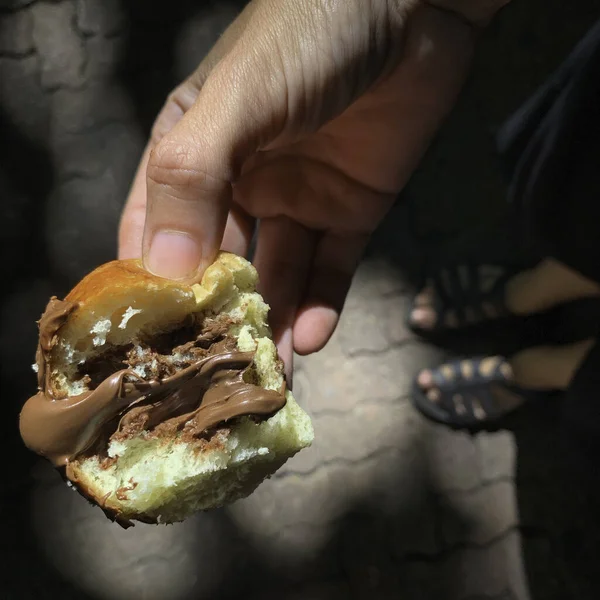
[407,264,519,334]
[411,356,546,429]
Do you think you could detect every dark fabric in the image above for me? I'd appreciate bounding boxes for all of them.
[563,341,600,463]
[497,18,600,283]
[497,19,600,461]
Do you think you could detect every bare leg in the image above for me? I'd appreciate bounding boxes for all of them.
[411,258,600,330]
[505,258,600,315]
[509,338,596,390]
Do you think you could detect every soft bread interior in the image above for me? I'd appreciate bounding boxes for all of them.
[51,253,313,524]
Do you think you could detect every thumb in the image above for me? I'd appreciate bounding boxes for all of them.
[142,49,285,280]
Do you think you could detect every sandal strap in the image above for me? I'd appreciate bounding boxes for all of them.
[464,264,489,323]
[432,358,509,390]
[486,270,514,318]
[432,266,476,327]
[428,264,514,329]
[472,387,502,419]
[428,357,513,424]
[431,270,454,325]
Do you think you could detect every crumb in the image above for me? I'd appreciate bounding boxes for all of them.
[119,307,142,329]
[91,318,112,346]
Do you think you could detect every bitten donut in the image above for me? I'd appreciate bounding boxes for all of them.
[20,252,313,526]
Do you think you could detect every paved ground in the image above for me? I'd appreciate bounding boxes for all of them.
[2,1,600,598]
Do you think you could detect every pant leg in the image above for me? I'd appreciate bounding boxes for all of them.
[562,340,600,475]
[496,19,600,283]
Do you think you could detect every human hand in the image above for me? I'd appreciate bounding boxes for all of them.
[119,0,510,375]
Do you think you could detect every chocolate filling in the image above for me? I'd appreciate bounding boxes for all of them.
[19,297,287,469]
[79,317,233,388]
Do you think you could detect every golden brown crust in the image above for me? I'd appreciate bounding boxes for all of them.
[62,252,257,318]
[65,259,193,306]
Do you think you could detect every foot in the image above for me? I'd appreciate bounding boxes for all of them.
[412,356,532,428]
[409,264,515,332]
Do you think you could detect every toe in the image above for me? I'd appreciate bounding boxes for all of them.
[410,306,438,329]
[414,284,434,306]
[417,369,433,388]
[427,388,441,402]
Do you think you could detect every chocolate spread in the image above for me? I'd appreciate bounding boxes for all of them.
[19,298,287,468]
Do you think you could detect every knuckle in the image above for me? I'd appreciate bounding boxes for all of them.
[147,140,205,191]
[149,115,172,149]
[150,81,199,147]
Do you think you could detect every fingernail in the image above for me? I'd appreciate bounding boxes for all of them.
[146,230,202,280]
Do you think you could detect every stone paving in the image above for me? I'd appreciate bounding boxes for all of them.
[2,1,600,599]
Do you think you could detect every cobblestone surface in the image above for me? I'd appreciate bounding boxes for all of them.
[1,1,600,599]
